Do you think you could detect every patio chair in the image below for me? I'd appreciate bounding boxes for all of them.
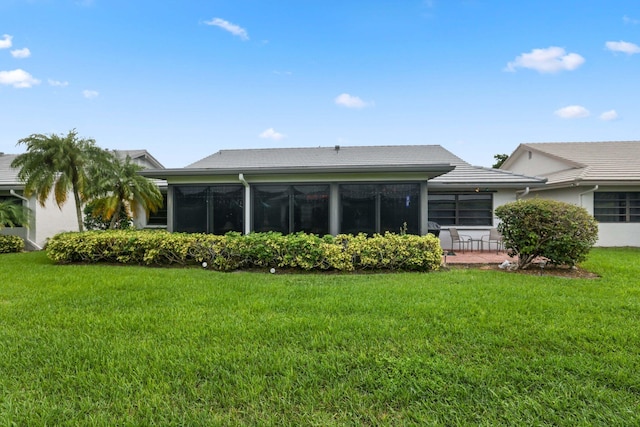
[481,228,504,254]
[448,227,471,253]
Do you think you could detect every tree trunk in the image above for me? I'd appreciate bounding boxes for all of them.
[72,185,84,232]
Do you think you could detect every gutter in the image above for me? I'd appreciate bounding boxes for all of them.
[578,185,598,207]
[516,187,530,200]
[9,190,43,251]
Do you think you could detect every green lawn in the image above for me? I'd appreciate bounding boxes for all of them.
[0,248,639,426]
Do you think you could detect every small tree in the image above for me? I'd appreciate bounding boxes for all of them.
[85,153,163,229]
[11,129,111,232]
[495,198,598,269]
[492,153,509,169]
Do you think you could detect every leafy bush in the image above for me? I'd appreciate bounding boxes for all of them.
[0,235,25,253]
[46,230,443,272]
[495,198,598,269]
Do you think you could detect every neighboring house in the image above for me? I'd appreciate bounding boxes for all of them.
[0,150,165,249]
[141,145,545,249]
[500,141,640,247]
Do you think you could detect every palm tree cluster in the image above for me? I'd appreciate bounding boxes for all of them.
[10,129,163,231]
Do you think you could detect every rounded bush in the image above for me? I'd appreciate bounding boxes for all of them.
[495,198,598,269]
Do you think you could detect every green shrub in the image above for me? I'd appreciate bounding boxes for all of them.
[0,235,25,253]
[46,230,443,272]
[495,198,598,269]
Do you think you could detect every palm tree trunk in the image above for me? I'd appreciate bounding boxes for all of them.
[72,184,84,232]
[109,201,122,229]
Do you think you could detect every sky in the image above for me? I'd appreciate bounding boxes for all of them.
[1,0,639,168]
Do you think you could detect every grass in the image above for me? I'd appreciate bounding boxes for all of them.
[0,248,639,425]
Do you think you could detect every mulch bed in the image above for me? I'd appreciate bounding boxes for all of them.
[449,262,600,279]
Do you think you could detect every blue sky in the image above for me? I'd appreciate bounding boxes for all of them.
[1,0,639,168]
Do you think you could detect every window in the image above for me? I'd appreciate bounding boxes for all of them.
[340,183,420,235]
[253,185,329,235]
[428,193,493,226]
[173,185,244,234]
[147,192,167,226]
[594,192,640,223]
[0,196,25,227]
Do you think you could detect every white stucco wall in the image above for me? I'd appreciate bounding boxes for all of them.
[506,150,572,177]
[32,193,80,248]
[521,186,640,247]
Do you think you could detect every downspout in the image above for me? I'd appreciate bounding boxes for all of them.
[578,185,598,208]
[238,174,251,235]
[516,187,530,200]
[9,189,43,250]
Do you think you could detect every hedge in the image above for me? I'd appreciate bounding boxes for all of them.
[46,230,443,272]
[0,235,25,254]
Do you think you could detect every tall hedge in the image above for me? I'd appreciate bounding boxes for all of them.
[46,230,443,272]
[495,198,598,269]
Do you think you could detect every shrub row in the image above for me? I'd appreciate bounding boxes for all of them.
[46,230,443,272]
[0,235,25,254]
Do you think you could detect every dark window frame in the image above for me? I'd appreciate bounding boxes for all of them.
[147,192,168,226]
[339,183,421,235]
[252,184,330,235]
[594,192,640,223]
[172,184,244,234]
[428,192,493,226]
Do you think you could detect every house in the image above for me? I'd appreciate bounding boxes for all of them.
[141,145,546,249]
[0,149,165,249]
[500,141,640,247]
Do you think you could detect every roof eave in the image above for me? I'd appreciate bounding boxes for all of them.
[141,163,455,179]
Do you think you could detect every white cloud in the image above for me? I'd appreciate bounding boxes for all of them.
[335,93,372,109]
[0,34,12,49]
[0,69,40,88]
[10,48,31,58]
[259,128,286,141]
[554,105,590,119]
[82,89,99,99]
[605,40,640,55]
[600,110,619,121]
[48,79,69,87]
[204,18,249,40]
[505,46,585,73]
[623,15,640,25]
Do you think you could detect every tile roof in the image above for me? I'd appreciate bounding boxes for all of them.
[187,145,452,169]
[516,141,640,184]
[0,154,20,188]
[114,150,164,169]
[162,145,543,186]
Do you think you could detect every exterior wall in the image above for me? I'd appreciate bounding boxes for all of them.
[506,150,572,177]
[33,193,79,248]
[521,185,640,247]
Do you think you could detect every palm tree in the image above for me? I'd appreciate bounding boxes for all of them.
[86,153,163,229]
[0,199,29,230]
[11,129,110,232]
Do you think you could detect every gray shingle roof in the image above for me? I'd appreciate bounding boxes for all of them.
[0,154,20,188]
[143,145,544,187]
[512,141,640,185]
[114,150,164,169]
[187,145,453,169]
